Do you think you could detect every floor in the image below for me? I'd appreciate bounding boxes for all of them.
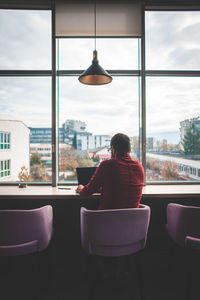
[0,244,199,300]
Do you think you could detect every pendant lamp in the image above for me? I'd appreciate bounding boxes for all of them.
[78,2,112,85]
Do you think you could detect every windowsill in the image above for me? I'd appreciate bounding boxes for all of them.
[0,184,199,199]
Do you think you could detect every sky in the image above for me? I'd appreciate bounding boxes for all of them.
[0,9,200,144]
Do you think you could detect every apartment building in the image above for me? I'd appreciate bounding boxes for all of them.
[0,120,30,181]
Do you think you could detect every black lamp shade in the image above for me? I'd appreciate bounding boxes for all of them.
[79,51,112,85]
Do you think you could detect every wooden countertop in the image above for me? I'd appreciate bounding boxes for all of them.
[0,185,200,199]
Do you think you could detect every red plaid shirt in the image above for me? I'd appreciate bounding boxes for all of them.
[80,154,144,210]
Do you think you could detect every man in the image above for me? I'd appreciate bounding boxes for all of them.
[76,133,144,209]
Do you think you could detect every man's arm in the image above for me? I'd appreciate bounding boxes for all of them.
[76,184,84,194]
[76,162,105,196]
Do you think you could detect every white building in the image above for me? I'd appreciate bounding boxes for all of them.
[77,134,111,151]
[30,143,70,164]
[89,147,111,163]
[180,116,200,147]
[0,120,30,181]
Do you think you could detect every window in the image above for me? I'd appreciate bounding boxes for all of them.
[0,10,51,70]
[0,4,199,185]
[0,132,10,149]
[57,38,141,182]
[0,159,10,178]
[145,11,200,182]
[146,11,200,70]
[0,9,52,183]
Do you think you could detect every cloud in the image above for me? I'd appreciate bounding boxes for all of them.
[146,77,200,134]
[0,10,51,69]
[59,38,138,70]
[0,10,200,141]
[58,76,139,135]
[0,77,51,127]
[146,11,200,70]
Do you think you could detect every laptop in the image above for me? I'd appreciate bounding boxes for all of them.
[76,167,97,186]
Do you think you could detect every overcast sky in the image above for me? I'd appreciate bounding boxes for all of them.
[0,10,200,143]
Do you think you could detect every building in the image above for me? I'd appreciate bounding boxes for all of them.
[77,134,111,151]
[89,147,111,163]
[30,121,111,151]
[30,120,88,145]
[62,120,87,144]
[62,119,86,135]
[146,137,154,151]
[29,127,64,143]
[180,116,200,145]
[30,143,70,164]
[0,120,30,181]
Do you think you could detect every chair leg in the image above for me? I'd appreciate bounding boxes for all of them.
[184,248,191,300]
[134,252,145,300]
[86,254,96,300]
[30,252,40,300]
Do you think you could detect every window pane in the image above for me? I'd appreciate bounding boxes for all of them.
[58,38,140,70]
[58,76,140,182]
[146,77,200,182]
[0,10,51,70]
[0,77,51,182]
[146,11,200,70]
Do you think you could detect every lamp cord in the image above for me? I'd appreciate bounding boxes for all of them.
[94,1,96,50]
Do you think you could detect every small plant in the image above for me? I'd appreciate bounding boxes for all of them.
[18,165,32,181]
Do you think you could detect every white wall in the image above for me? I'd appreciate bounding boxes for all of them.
[0,120,30,181]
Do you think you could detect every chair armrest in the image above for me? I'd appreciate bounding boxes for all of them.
[185,236,200,250]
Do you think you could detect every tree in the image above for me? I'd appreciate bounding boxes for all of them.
[30,152,42,166]
[30,164,50,181]
[161,161,179,180]
[78,156,95,168]
[182,123,200,155]
[146,157,160,173]
[59,147,95,180]
[92,155,100,166]
[18,165,32,181]
[59,147,80,172]
[160,139,169,151]
[156,139,169,151]
[72,132,77,149]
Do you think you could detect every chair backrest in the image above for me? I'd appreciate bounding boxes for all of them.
[80,204,150,257]
[166,203,200,248]
[0,205,53,256]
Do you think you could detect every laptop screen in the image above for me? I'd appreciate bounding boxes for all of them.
[76,167,97,186]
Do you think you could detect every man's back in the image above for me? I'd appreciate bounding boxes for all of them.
[80,153,144,209]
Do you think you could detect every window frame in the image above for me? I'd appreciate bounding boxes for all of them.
[0,3,200,186]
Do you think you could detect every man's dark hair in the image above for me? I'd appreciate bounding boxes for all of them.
[111,133,131,155]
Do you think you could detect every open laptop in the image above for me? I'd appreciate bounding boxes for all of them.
[76,167,97,186]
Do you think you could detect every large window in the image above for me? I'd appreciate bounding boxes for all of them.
[0,5,200,185]
[0,9,51,70]
[146,11,200,182]
[0,9,52,183]
[57,38,141,182]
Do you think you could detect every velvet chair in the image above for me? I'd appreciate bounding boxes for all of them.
[0,205,53,298]
[166,203,200,300]
[0,205,53,256]
[80,204,150,300]
[166,203,200,249]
